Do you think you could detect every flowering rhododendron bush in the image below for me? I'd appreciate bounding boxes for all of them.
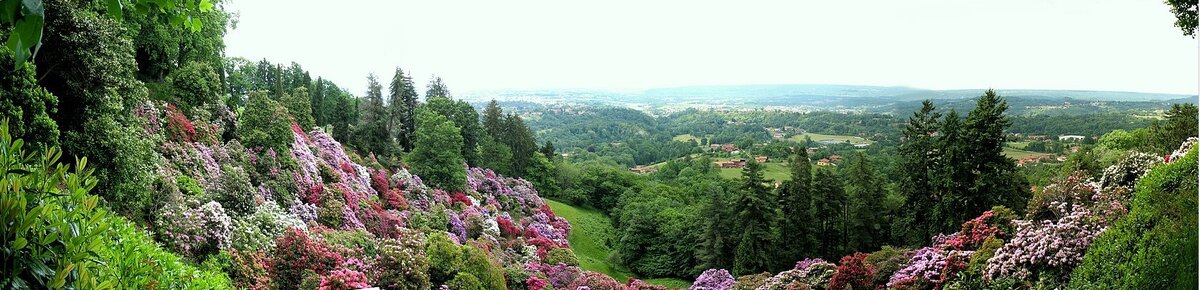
[128,101,576,289]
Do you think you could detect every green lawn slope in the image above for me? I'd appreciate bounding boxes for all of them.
[544,199,691,288]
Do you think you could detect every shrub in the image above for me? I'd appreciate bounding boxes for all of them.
[1068,146,1198,289]
[231,203,307,252]
[730,272,771,290]
[544,247,580,266]
[376,235,432,290]
[865,247,910,286]
[166,103,198,143]
[155,198,233,259]
[829,253,874,290]
[460,246,507,290]
[210,165,256,217]
[691,269,735,290]
[627,278,668,290]
[318,268,371,290]
[447,273,483,290]
[984,204,1104,284]
[272,228,344,289]
[567,271,625,290]
[427,232,465,285]
[525,276,548,290]
[0,49,59,150]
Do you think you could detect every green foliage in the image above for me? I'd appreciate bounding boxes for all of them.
[775,150,816,268]
[38,0,160,222]
[427,232,464,285]
[425,95,482,167]
[1150,104,1198,154]
[0,121,231,288]
[210,164,254,217]
[238,91,293,151]
[282,86,316,129]
[168,61,222,113]
[408,109,466,191]
[0,48,58,151]
[1068,147,1198,289]
[546,247,581,266]
[0,121,108,288]
[460,246,506,290]
[447,273,483,290]
[1165,0,1197,36]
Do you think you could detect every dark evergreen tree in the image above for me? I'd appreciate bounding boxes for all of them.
[895,100,941,246]
[812,168,847,259]
[426,76,450,99]
[480,135,513,176]
[845,152,885,251]
[354,74,393,157]
[502,113,539,177]
[483,100,505,139]
[960,90,1027,225]
[389,67,419,152]
[775,150,816,268]
[732,160,775,275]
[695,183,732,273]
[541,141,556,159]
[1151,103,1198,153]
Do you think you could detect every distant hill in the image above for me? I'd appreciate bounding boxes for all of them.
[463,84,1195,107]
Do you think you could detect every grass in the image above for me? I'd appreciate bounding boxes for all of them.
[789,133,874,144]
[543,199,692,288]
[1002,147,1050,159]
[716,158,792,182]
[1007,141,1030,150]
[672,134,700,143]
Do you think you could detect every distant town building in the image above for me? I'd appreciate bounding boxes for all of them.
[853,143,870,148]
[817,158,832,166]
[828,155,843,163]
[1058,135,1086,142]
[755,156,769,163]
[715,159,748,168]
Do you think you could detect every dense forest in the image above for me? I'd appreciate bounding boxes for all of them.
[2,0,1198,290]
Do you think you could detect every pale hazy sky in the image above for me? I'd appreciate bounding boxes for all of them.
[224,0,1198,96]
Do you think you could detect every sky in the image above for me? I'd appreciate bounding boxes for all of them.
[224,0,1198,96]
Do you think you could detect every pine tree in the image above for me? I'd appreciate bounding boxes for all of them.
[408,109,466,191]
[812,168,847,259]
[776,150,816,268]
[483,100,505,139]
[389,67,419,152]
[503,113,538,177]
[426,76,450,99]
[695,184,732,273]
[933,109,969,233]
[733,160,775,275]
[541,141,556,159]
[960,90,1027,225]
[846,152,885,251]
[896,100,941,246]
[354,74,393,157]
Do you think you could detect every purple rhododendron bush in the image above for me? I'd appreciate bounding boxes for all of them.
[687,139,1193,290]
[132,101,582,290]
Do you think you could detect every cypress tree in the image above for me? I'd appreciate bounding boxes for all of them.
[846,152,885,251]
